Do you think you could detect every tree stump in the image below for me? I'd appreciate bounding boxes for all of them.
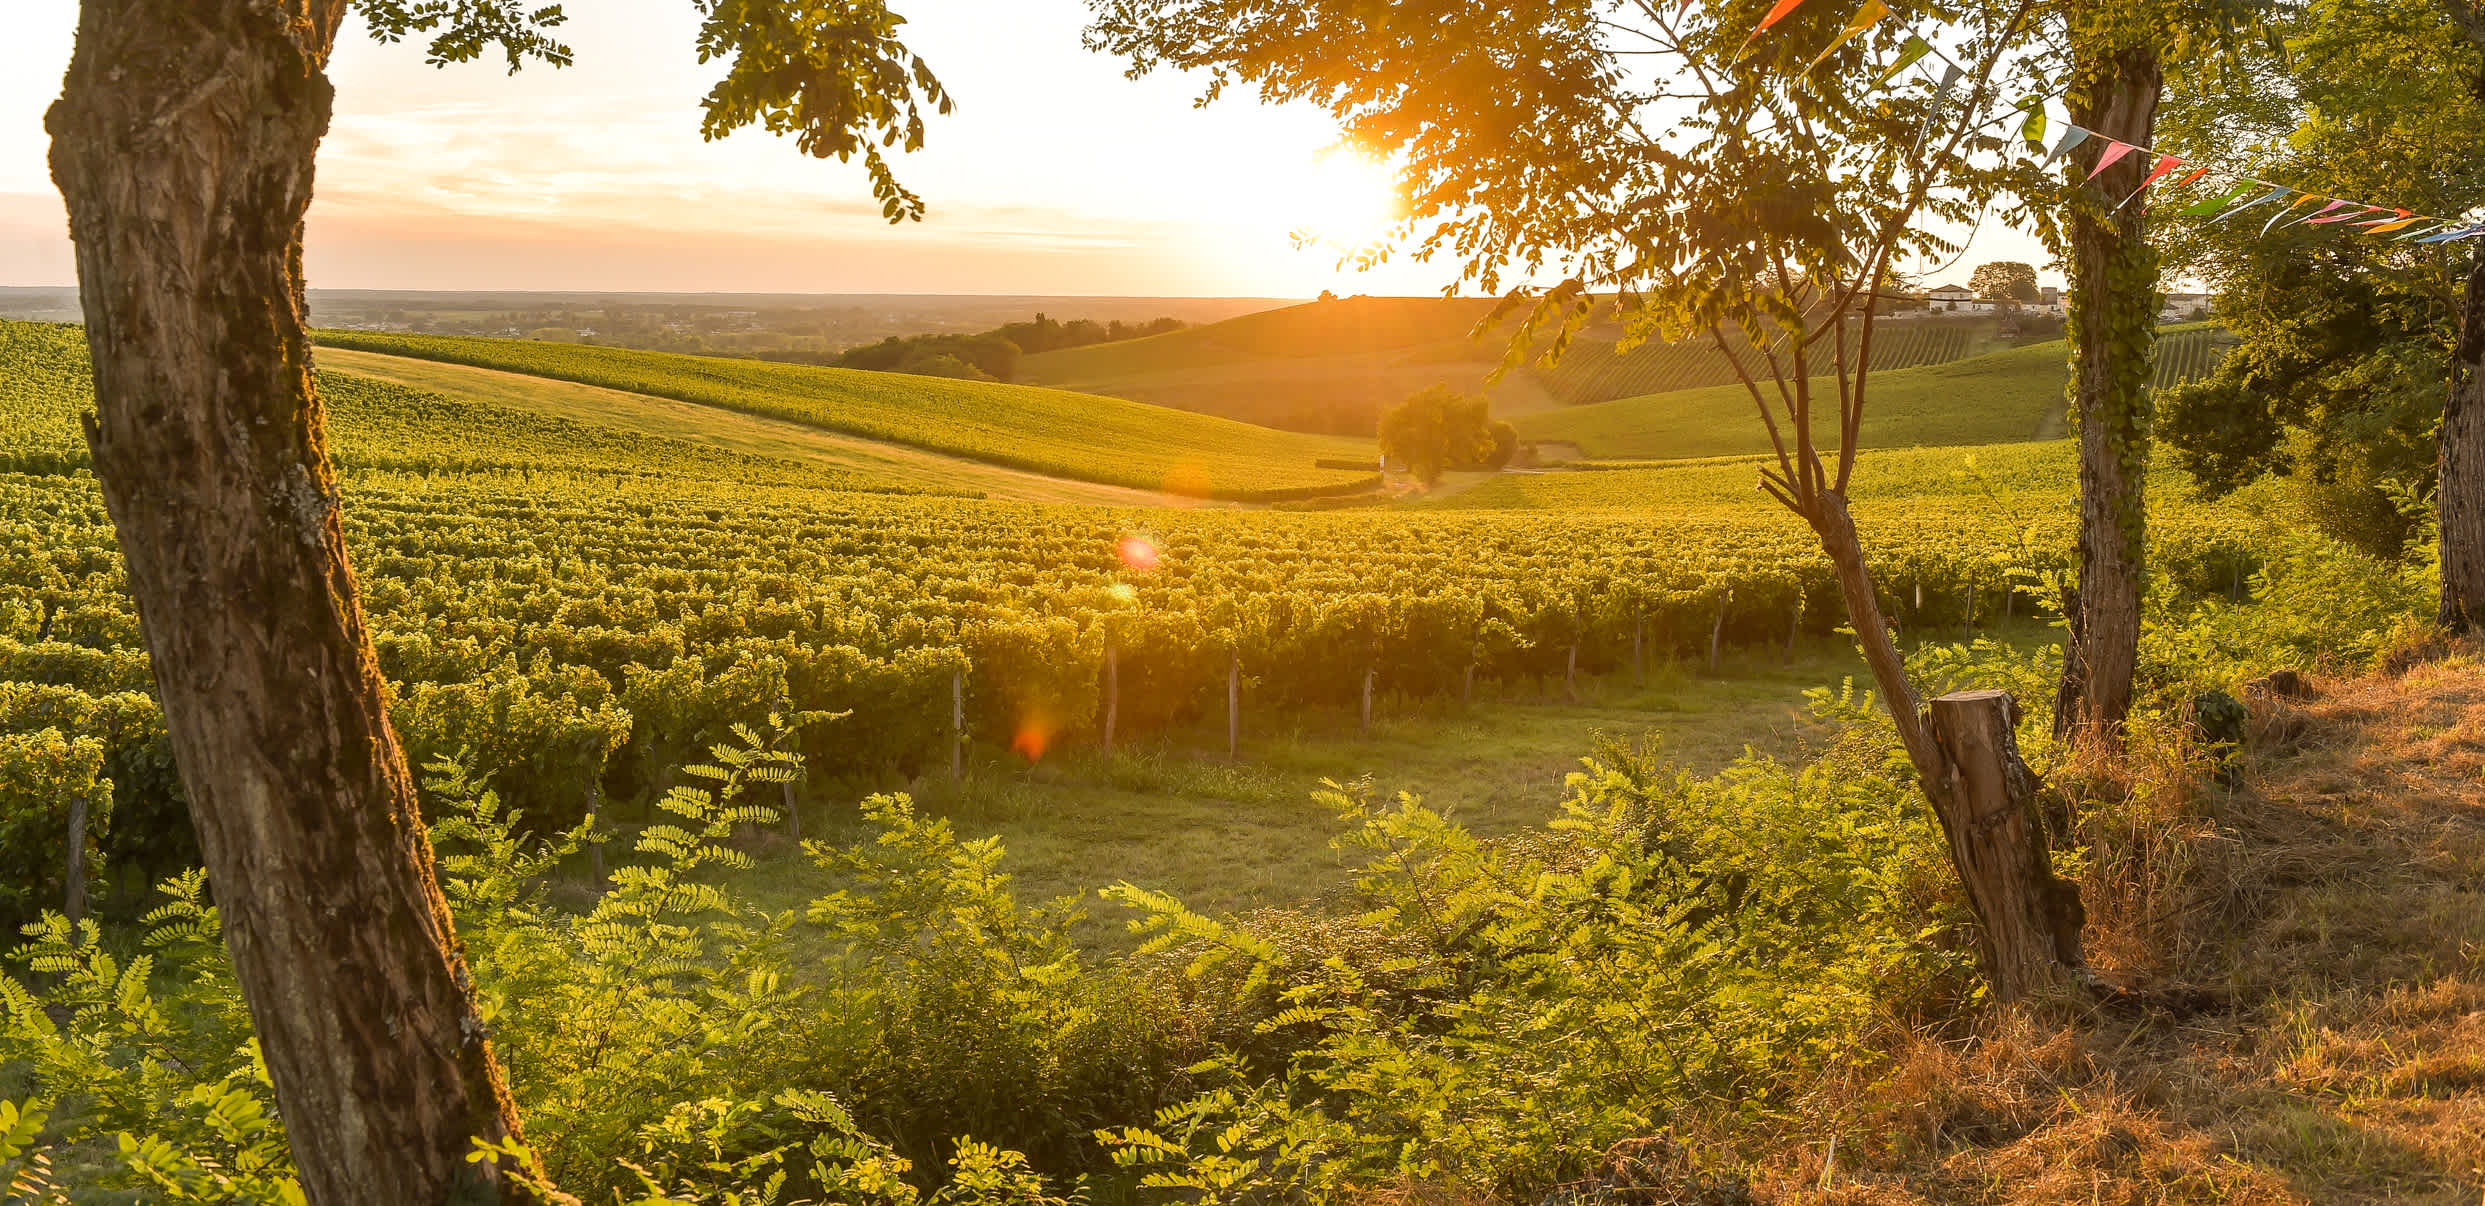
[1926,690,2085,1001]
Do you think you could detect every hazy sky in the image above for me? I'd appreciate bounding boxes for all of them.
[0,1,2051,297]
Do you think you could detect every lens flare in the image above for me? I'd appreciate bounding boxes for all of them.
[1117,536,1162,573]
[1010,714,1055,762]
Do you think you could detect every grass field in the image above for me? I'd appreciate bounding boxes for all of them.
[0,320,924,494]
[317,330,1380,501]
[1514,325,2232,460]
[1020,296,2020,435]
[319,347,1214,507]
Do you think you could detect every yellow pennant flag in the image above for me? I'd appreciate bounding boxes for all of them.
[1806,0,1890,74]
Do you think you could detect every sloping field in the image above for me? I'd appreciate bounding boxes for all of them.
[1515,326,2231,460]
[1021,295,2012,435]
[315,331,1378,502]
[318,347,1217,507]
[0,320,924,494]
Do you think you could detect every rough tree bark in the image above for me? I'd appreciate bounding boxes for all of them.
[1927,690,2086,1000]
[1808,495,2084,998]
[48,2,538,1201]
[2442,249,2485,630]
[2055,38,2162,746]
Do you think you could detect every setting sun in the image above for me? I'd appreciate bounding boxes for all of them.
[1286,151,1403,249]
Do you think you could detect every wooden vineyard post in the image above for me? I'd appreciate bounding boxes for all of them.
[1103,642,1119,756]
[1463,659,1476,707]
[1565,644,1579,701]
[1925,690,2086,1001]
[63,793,88,926]
[781,775,799,844]
[1786,595,1801,665]
[950,667,964,781]
[1361,666,1376,736]
[585,781,605,889]
[2003,583,2014,625]
[1707,591,1731,674]
[1227,651,1241,759]
[1964,583,1977,641]
[1633,607,1644,680]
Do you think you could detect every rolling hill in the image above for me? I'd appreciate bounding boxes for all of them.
[314,331,1379,502]
[1018,294,2023,436]
[1514,325,2233,461]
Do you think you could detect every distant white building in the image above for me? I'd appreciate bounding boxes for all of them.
[1927,283,1975,311]
[2160,291,2212,322]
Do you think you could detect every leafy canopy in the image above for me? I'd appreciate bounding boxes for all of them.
[2153,0,2485,549]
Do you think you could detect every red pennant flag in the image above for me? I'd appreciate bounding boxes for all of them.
[1745,0,1808,44]
[2304,201,2372,225]
[2134,154,2185,191]
[2084,141,2141,181]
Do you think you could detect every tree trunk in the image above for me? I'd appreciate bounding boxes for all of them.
[1927,690,2086,1000]
[2442,248,2485,630]
[1805,492,1940,777]
[48,4,536,1202]
[2055,38,2162,745]
[63,793,89,927]
[1804,494,2084,999]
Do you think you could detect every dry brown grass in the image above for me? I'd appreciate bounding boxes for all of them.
[1736,641,2485,1204]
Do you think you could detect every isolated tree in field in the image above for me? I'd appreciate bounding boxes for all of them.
[1091,0,2089,998]
[1379,385,1514,484]
[2154,0,2485,563]
[1970,261,2043,307]
[46,1,945,1201]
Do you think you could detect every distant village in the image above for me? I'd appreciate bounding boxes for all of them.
[1909,281,2212,323]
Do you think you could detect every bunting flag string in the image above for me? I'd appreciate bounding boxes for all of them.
[1804,0,1888,74]
[1751,0,2476,247]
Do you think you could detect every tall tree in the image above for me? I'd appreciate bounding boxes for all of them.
[45,1,946,1200]
[1970,260,2043,304]
[1090,0,2091,999]
[2053,1,2164,745]
[2438,0,2485,628]
[2153,0,2485,580]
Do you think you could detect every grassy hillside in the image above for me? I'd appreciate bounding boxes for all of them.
[1020,295,2017,436]
[318,347,1217,507]
[0,320,923,493]
[1516,325,2231,460]
[316,331,1378,502]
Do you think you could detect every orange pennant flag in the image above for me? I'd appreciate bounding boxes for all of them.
[1745,0,1809,46]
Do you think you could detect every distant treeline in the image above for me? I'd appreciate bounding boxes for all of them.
[834,314,1186,383]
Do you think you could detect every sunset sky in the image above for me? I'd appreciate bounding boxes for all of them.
[0,0,2051,298]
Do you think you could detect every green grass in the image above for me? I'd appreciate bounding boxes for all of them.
[1021,299,2021,438]
[1513,326,2231,460]
[319,347,1219,507]
[0,320,919,493]
[316,330,1380,502]
[732,641,1909,943]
